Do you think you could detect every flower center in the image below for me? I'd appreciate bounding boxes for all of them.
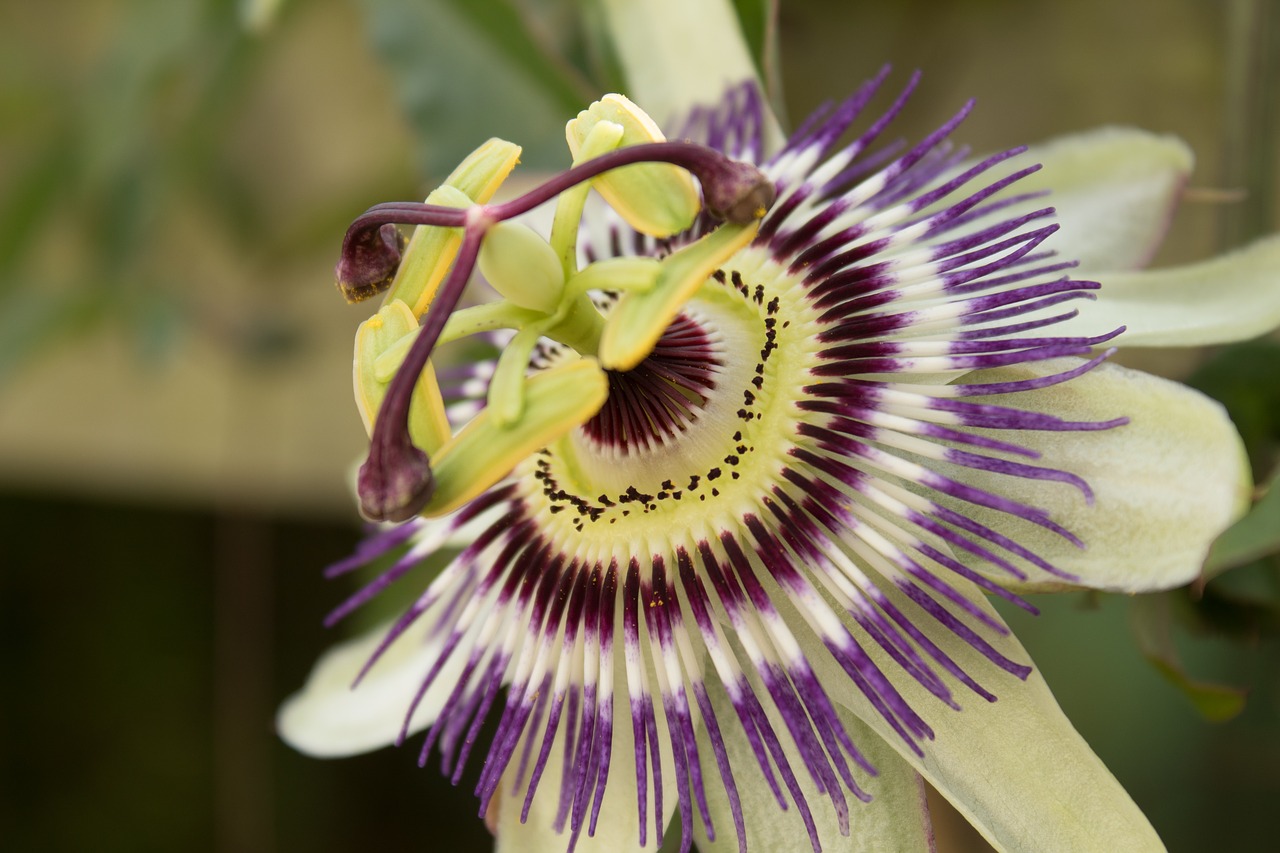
[338,124,775,523]
[522,250,820,551]
[580,312,722,452]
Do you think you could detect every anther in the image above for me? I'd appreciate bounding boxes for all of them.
[335,223,406,303]
[335,203,469,303]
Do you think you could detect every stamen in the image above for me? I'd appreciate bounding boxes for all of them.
[335,143,776,303]
[357,216,489,521]
[335,222,407,303]
[342,141,776,522]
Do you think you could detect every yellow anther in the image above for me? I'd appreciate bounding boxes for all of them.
[566,94,700,237]
[423,358,609,516]
[385,138,523,317]
[353,300,452,455]
[599,221,759,371]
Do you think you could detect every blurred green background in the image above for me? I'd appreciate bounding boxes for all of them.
[1,1,1278,851]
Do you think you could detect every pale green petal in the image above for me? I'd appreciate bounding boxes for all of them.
[277,616,465,757]
[599,0,779,146]
[1045,235,1280,346]
[956,359,1250,592]
[694,677,933,853]
[785,586,1164,853]
[278,504,498,758]
[884,640,1161,853]
[1019,127,1192,272]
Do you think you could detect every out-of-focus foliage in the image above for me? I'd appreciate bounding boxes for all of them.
[360,0,781,177]
[1130,593,1249,722]
[0,0,271,380]
[1191,341,1280,479]
[361,0,599,178]
[0,0,783,383]
[1126,341,1280,723]
[1191,342,1280,609]
[1206,472,1280,580]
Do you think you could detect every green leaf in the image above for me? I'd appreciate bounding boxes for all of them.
[1189,340,1280,470]
[730,0,784,121]
[1205,559,1280,609]
[1130,595,1248,723]
[362,0,595,177]
[1205,475,1280,579]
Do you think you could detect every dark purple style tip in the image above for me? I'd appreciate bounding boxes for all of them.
[358,437,435,522]
[700,157,778,223]
[336,223,406,303]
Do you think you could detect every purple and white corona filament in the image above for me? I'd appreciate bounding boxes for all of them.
[307,73,1133,852]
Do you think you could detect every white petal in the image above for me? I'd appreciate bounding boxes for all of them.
[1046,235,1280,346]
[1021,127,1192,272]
[277,617,464,758]
[957,359,1250,592]
[786,586,1165,853]
[694,675,934,853]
